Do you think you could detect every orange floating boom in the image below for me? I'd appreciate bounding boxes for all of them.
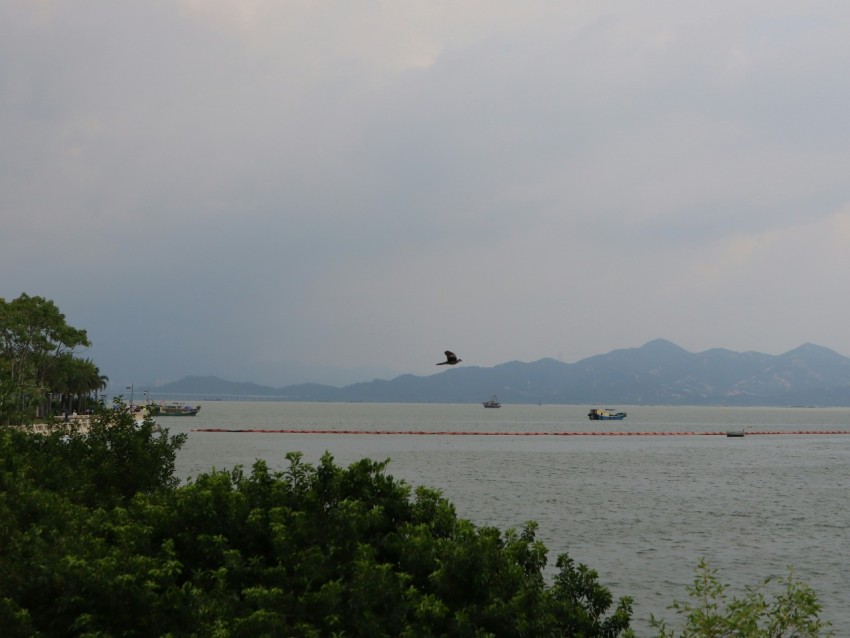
[192,428,850,436]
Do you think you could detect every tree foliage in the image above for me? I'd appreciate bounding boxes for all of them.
[0,294,103,425]
[650,558,832,637]
[0,405,634,637]
[0,402,834,637]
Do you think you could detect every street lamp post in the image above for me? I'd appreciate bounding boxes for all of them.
[126,384,134,410]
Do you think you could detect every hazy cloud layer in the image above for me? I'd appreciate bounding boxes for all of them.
[4,1,850,388]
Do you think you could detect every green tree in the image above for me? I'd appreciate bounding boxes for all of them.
[0,294,90,424]
[0,415,635,637]
[0,402,188,636]
[650,558,832,637]
[3,401,185,509]
[43,354,107,415]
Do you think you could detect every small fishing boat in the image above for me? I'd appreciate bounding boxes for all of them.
[148,402,201,417]
[587,408,627,421]
[482,395,501,408]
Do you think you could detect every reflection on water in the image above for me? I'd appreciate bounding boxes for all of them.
[166,402,850,632]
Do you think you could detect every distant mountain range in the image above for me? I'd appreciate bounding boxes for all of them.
[148,339,850,406]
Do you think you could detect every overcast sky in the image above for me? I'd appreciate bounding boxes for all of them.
[4,1,850,389]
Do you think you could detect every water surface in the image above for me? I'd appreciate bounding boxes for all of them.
[167,402,850,633]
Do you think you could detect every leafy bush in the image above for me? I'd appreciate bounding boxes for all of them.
[0,407,633,637]
[650,558,832,637]
[1,404,832,637]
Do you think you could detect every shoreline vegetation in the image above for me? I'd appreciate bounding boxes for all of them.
[1,294,108,427]
[1,293,835,636]
[2,403,637,637]
[1,402,833,637]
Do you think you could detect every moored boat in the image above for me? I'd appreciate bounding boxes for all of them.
[482,395,501,408]
[587,408,627,421]
[148,402,201,417]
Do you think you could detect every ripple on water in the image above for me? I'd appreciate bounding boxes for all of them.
[173,403,850,631]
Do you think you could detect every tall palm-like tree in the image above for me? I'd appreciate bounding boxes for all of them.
[75,358,107,412]
[94,371,109,408]
[42,352,73,416]
[42,355,106,415]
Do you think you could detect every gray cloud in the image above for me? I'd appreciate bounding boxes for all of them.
[3,1,850,387]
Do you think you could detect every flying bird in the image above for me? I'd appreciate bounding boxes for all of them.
[437,351,462,365]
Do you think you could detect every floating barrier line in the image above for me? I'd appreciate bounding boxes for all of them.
[192,428,850,436]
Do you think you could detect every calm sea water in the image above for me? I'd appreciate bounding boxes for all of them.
[166,402,850,634]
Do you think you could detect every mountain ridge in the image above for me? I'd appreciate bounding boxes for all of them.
[147,340,850,406]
